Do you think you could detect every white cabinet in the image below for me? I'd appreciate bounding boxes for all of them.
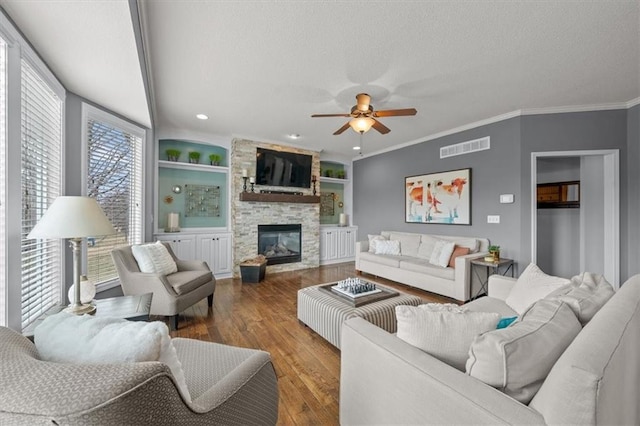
[155,232,233,277]
[155,234,196,260]
[320,226,357,264]
[197,233,232,275]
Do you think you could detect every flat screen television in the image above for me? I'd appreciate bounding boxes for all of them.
[256,148,312,188]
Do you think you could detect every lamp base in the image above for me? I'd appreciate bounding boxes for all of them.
[63,303,97,315]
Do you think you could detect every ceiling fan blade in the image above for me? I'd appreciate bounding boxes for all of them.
[371,118,391,134]
[311,113,351,118]
[333,122,351,135]
[373,108,417,118]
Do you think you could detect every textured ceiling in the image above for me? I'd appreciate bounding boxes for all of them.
[1,1,638,159]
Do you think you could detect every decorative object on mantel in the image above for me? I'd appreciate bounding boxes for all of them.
[188,151,201,164]
[249,176,255,193]
[240,255,267,283]
[312,175,317,195]
[242,168,248,192]
[166,148,181,162]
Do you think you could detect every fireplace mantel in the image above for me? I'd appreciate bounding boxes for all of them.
[239,193,320,204]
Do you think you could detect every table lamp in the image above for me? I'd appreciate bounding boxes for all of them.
[27,196,116,315]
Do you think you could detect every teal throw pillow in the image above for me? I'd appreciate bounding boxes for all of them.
[496,316,518,329]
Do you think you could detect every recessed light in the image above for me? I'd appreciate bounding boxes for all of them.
[196,114,208,120]
[287,133,301,139]
[353,146,360,150]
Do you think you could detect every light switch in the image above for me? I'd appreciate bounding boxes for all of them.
[487,215,500,224]
[500,194,514,204]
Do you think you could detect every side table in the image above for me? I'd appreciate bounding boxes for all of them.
[23,293,153,339]
[470,258,514,299]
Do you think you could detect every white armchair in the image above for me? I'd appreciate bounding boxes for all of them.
[111,243,215,330]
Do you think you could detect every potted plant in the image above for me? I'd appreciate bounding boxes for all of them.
[488,245,500,262]
[325,169,334,178]
[166,148,181,162]
[209,153,221,166]
[188,151,201,164]
[336,170,346,179]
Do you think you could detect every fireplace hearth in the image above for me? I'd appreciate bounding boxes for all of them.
[258,224,302,265]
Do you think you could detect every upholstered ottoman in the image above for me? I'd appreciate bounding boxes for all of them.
[297,283,423,348]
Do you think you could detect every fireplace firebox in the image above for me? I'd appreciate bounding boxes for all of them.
[258,224,302,265]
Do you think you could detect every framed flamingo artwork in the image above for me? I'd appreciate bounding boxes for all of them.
[405,168,471,225]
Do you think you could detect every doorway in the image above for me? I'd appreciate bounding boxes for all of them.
[531,150,619,288]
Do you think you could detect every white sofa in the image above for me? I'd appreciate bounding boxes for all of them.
[355,231,489,302]
[340,274,640,425]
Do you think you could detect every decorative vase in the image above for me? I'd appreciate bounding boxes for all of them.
[68,275,96,304]
[491,250,500,261]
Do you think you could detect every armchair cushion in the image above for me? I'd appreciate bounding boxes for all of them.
[34,312,191,403]
[131,241,178,275]
[168,270,214,295]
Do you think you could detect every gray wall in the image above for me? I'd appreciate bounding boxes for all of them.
[354,109,634,280]
[353,117,523,266]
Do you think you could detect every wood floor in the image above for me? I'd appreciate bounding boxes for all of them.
[162,263,454,425]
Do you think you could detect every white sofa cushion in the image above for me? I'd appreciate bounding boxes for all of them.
[396,304,500,371]
[388,232,422,257]
[550,272,615,325]
[429,240,455,268]
[416,235,439,259]
[34,312,191,402]
[358,251,401,267]
[505,263,571,314]
[131,241,178,275]
[374,239,401,255]
[400,259,456,280]
[451,237,479,253]
[367,234,388,253]
[466,299,581,404]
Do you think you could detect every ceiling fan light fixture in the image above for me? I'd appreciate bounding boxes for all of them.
[349,117,375,133]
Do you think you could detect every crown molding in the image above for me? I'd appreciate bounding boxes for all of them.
[354,100,638,161]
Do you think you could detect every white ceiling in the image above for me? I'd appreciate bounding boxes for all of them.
[1,1,638,158]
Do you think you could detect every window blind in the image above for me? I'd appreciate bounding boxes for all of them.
[21,59,63,329]
[0,38,6,326]
[86,117,143,285]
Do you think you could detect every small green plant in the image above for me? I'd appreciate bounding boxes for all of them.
[336,170,346,179]
[489,245,500,252]
[325,169,334,178]
[188,151,201,164]
[166,148,181,161]
[209,153,221,166]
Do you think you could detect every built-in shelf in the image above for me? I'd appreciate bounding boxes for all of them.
[239,192,320,203]
[320,176,349,184]
[158,160,228,173]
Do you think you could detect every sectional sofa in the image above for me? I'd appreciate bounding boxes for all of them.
[355,231,489,301]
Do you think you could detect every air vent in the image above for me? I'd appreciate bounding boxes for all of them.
[440,136,490,159]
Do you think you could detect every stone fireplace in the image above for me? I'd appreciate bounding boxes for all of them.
[258,224,302,265]
[231,139,320,276]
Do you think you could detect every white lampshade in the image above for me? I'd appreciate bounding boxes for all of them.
[349,117,375,134]
[27,196,116,239]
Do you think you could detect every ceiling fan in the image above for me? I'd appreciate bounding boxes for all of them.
[311,93,417,135]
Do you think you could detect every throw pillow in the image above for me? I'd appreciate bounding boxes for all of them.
[448,245,471,268]
[466,299,581,404]
[416,235,439,260]
[131,241,178,275]
[429,240,456,268]
[373,239,401,255]
[396,303,500,371]
[34,312,191,402]
[552,272,615,325]
[496,316,518,329]
[505,263,571,314]
[368,234,388,253]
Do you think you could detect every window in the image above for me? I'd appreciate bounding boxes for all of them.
[83,105,144,287]
[20,59,64,329]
